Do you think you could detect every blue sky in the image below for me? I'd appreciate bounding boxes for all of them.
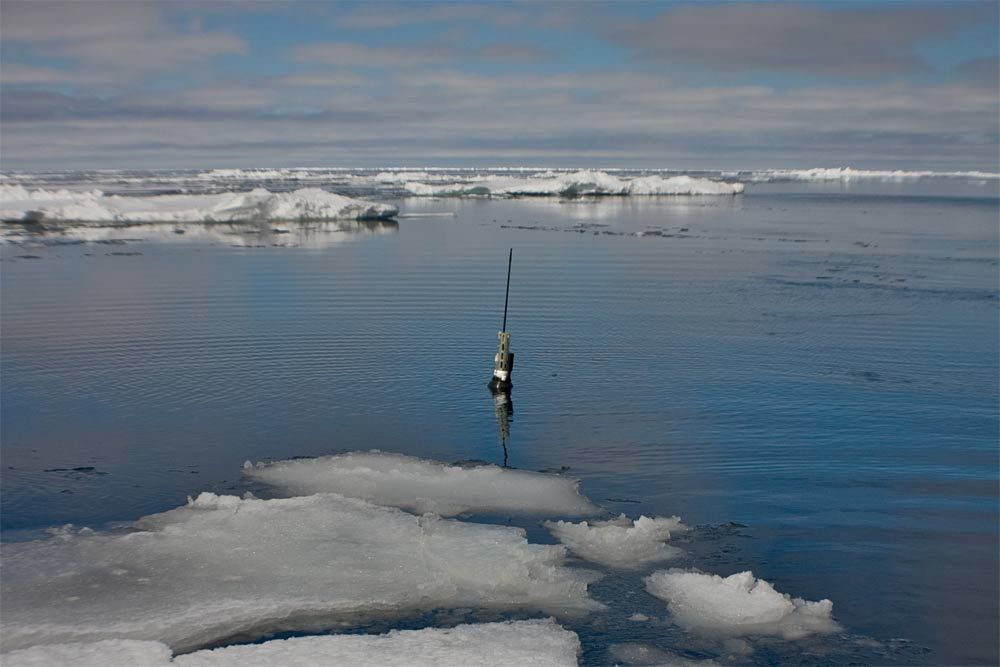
[1,1,997,169]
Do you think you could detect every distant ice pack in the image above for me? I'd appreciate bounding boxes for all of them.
[400,170,745,197]
[745,167,1000,182]
[1,492,600,653]
[244,451,599,517]
[544,514,687,569]
[4,619,580,667]
[645,569,840,639]
[0,185,398,223]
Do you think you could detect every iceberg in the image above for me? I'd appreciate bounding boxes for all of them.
[544,514,687,569]
[4,619,580,667]
[0,186,398,223]
[401,171,744,197]
[244,451,599,517]
[644,569,840,639]
[0,492,600,653]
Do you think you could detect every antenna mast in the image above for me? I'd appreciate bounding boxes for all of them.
[502,248,512,332]
[488,249,515,391]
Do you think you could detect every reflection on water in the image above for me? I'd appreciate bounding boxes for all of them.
[1,219,398,250]
[490,387,513,467]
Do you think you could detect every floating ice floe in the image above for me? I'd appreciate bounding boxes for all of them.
[746,167,1000,182]
[4,619,580,667]
[244,451,599,517]
[0,186,397,223]
[644,569,839,639]
[0,492,600,653]
[401,170,744,197]
[544,514,687,569]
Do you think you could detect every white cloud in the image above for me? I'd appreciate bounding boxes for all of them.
[604,2,995,76]
[1,1,246,82]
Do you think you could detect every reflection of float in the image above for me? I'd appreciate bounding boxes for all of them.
[491,386,513,468]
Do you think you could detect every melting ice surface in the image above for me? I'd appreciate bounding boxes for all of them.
[644,569,840,640]
[0,491,600,653]
[0,185,397,223]
[244,451,599,517]
[544,514,687,569]
[401,171,745,197]
[5,619,580,667]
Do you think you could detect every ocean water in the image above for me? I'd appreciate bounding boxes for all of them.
[1,170,997,665]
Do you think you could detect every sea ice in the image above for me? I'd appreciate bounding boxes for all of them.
[5,619,580,667]
[544,514,687,569]
[0,492,600,653]
[401,170,744,197]
[644,569,839,639]
[244,451,599,517]
[0,186,397,223]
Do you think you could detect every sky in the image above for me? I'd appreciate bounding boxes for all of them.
[1,0,997,170]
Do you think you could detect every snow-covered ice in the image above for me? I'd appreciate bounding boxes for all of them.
[0,185,397,223]
[401,171,744,197]
[0,492,600,653]
[544,514,687,569]
[644,569,840,639]
[5,620,580,667]
[244,451,599,517]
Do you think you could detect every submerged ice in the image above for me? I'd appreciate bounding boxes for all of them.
[244,451,599,517]
[0,492,600,653]
[5,619,580,667]
[644,569,839,639]
[544,514,687,569]
[0,185,397,223]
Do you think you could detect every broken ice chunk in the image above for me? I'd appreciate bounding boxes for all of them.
[544,514,687,569]
[644,569,840,639]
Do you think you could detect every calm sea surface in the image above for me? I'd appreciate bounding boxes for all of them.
[2,175,997,665]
